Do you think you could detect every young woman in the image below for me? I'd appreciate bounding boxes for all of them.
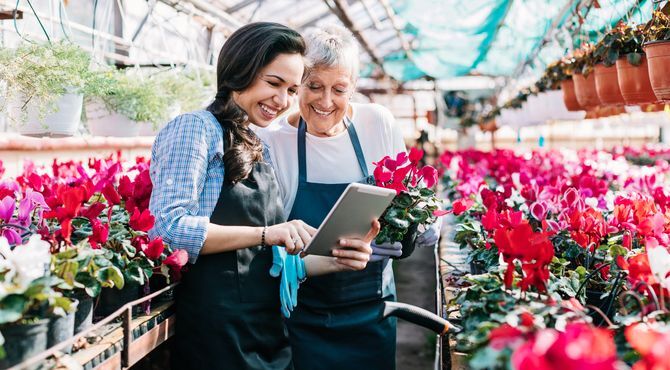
[148,22,376,370]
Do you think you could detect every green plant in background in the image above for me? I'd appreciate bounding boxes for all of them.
[594,22,646,67]
[153,67,216,112]
[0,41,93,120]
[87,69,171,128]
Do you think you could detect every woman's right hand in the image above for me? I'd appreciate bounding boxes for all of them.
[265,220,317,254]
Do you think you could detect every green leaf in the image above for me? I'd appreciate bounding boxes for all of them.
[393,194,413,208]
[75,272,101,297]
[409,208,429,224]
[0,295,28,324]
[627,52,642,66]
[97,266,125,289]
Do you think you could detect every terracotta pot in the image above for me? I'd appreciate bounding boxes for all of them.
[573,72,601,108]
[616,56,658,105]
[560,79,582,111]
[644,40,670,101]
[594,64,624,105]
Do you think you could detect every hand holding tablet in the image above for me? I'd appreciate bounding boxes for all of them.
[303,183,396,256]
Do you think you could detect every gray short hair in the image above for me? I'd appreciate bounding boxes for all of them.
[303,24,359,82]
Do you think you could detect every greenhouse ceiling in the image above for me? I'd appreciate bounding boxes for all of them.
[191,0,654,82]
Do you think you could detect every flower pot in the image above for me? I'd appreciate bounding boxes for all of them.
[616,56,658,105]
[69,290,93,334]
[95,283,141,318]
[560,79,583,111]
[594,64,624,106]
[137,103,180,136]
[47,299,78,353]
[545,89,585,120]
[573,72,601,109]
[10,93,83,137]
[85,100,141,137]
[585,289,615,327]
[149,274,174,304]
[0,319,49,369]
[644,40,670,101]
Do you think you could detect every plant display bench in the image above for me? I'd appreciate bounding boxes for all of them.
[9,286,176,370]
[436,215,470,370]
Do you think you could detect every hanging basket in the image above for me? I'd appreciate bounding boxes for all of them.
[644,40,670,101]
[594,64,624,106]
[11,93,83,137]
[616,55,658,105]
[573,72,601,109]
[85,100,141,137]
[560,79,583,111]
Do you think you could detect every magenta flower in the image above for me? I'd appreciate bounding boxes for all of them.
[0,196,15,223]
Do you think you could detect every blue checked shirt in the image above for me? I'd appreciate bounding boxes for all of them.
[148,110,272,264]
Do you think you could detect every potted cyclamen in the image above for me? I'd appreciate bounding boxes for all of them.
[556,56,585,112]
[0,42,95,137]
[0,235,74,368]
[372,148,445,258]
[613,23,658,104]
[593,23,627,105]
[572,44,601,109]
[643,10,670,101]
[85,69,172,137]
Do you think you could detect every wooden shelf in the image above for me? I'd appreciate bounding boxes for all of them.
[69,302,175,370]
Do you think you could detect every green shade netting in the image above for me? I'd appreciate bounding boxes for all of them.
[373,0,654,82]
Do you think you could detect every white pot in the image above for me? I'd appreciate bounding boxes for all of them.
[137,103,180,136]
[12,93,83,137]
[85,100,141,137]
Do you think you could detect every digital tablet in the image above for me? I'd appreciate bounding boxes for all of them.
[303,183,396,256]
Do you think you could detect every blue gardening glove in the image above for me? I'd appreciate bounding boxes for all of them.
[370,241,403,262]
[269,245,306,318]
[415,220,442,248]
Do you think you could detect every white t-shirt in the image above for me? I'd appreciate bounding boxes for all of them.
[256,102,407,218]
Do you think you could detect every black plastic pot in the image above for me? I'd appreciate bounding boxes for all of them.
[0,319,49,369]
[586,289,615,326]
[95,283,141,318]
[149,275,174,304]
[47,299,78,353]
[70,290,93,334]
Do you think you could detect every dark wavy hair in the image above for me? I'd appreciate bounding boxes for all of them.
[208,22,305,184]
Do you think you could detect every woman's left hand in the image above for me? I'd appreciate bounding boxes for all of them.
[331,219,380,271]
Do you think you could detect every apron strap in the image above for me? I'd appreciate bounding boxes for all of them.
[297,116,370,185]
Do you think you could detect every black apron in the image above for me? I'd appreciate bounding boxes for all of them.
[286,117,396,370]
[173,144,291,369]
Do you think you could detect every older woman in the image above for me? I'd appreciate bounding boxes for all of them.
[257,25,436,370]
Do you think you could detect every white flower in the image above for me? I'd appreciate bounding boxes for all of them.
[647,246,670,291]
[0,235,51,291]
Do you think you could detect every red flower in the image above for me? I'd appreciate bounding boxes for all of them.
[420,166,438,188]
[142,237,165,260]
[511,323,616,370]
[488,323,524,350]
[408,147,424,163]
[452,198,474,215]
[625,323,670,370]
[102,182,121,206]
[89,219,109,249]
[164,249,188,268]
[129,208,155,232]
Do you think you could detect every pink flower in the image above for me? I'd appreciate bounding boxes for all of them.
[530,201,548,221]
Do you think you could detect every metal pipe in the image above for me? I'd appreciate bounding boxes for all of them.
[360,0,383,30]
[377,0,413,59]
[324,0,386,72]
